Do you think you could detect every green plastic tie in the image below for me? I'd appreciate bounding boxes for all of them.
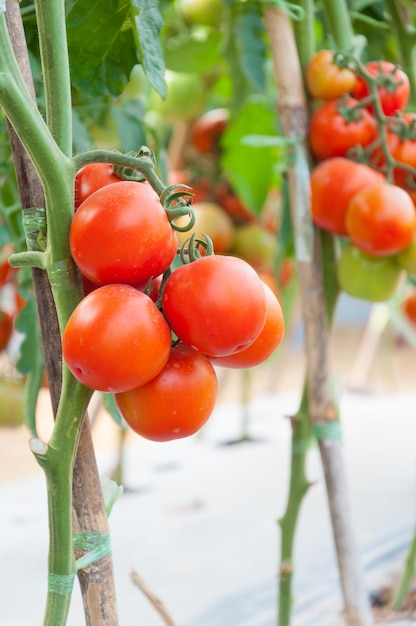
[73,531,112,571]
[47,572,76,595]
[48,258,79,291]
[22,207,47,252]
[312,420,342,442]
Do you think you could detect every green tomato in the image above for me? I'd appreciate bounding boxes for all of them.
[230,223,278,271]
[337,243,404,302]
[0,377,25,428]
[150,70,205,121]
[179,0,224,27]
[120,65,145,102]
[396,237,416,275]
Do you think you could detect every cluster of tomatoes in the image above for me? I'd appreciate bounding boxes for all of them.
[62,162,285,441]
[306,50,416,302]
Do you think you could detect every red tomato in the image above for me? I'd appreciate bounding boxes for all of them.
[311,158,384,235]
[162,255,267,357]
[215,180,256,224]
[0,244,13,287]
[115,343,217,442]
[402,291,416,326]
[352,61,410,116]
[306,49,357,101]
[210,283,284,368]
[309,98,378,161]
[0,310,13,351]
[190,108,229,154]
[74,163,122,208]
[62,284,172,392]
[393,138,416,196]
[70,181,178,286]
[345,182,416,256]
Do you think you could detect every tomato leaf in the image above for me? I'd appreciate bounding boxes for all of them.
[220,96,280,214]
[131,0,167,98]
[67,0,137,97]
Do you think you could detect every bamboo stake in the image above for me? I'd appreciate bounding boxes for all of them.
[264,7,373,625]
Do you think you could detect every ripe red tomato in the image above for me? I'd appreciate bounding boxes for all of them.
[115,343,217,442]
[337,243,404,302]
[311,158,384,235]
[402,291,416,326]
[309,98,378,161]
[215,180,256,224]
[210,283,284,368]
[70,181,178,286]
[393,137,416,198]
[162,255,267,357]
[74,163,122,208]
[345,182,416,256]
[306,49,357,101]
[0,310,13,351]
[190,108,229,154]
[0,244,13,287]
[62,284,172,393]
[352,61,410,116]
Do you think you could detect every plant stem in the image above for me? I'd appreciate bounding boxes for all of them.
[33,0,72,155]
[391,526,416,609]
[383,0,416,109]
[321,0,355,51]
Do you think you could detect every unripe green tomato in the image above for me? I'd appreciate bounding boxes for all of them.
[120,64,144,101]
[396,238,416,275]
[0,377,25,427]
[150,71,205,121]
[337,244,404,302]
[230,223,278,271]
[178,0,224,27]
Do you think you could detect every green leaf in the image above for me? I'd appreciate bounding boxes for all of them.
[72,109,94,154]
[67,0,137,97]
[131,0,166,98]
[111,100,147,152]
[101,476,124,517]
[220,96,280,214]
[164,27,223,74]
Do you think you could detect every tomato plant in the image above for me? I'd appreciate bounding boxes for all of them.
[70,180,178,285]
[210,282,284,368]
[74,163,122,208]
[309,98,378,161]
[345,182,416,256]
[310,157,384,235]
[115,343,217,441]
[352,61,410,116]
[336,243,404,302]
[162,255,267,357]
[62,284,172,392]
[306,49,357,101]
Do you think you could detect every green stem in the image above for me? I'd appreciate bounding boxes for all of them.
[292,0,315,75]
[391,526,416,610]
[383,0,416,109]
[278,389,312,626]
[321,0,355,50]
[33,0,72,155]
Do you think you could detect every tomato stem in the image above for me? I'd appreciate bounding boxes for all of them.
[383,0,416,109]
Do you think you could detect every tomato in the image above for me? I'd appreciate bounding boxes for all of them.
[70,181,178,286]
[210,283,284,368]
[345,182,416,256]
[0,244,13,286]
[190,108,228,154]
[309,98,378,161]
[0,376,25,427]
[136,274,163,303]
[396,236,416,275]
[402,291,416,326]
[352,61,410,116]
[179,0,224,27]
[162,255,267,357]
[306,50,357,101]
[115,343,217,442]
[393,139,416,195]
[311,157,384,235]
[175,201,235,254]
[62,284,172,393]
[215,180,256,224]
[230,223,278,271]
[74,163,122,208]
[337,243,404,302]
[151,70,205,121]
[0,310,13,351]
